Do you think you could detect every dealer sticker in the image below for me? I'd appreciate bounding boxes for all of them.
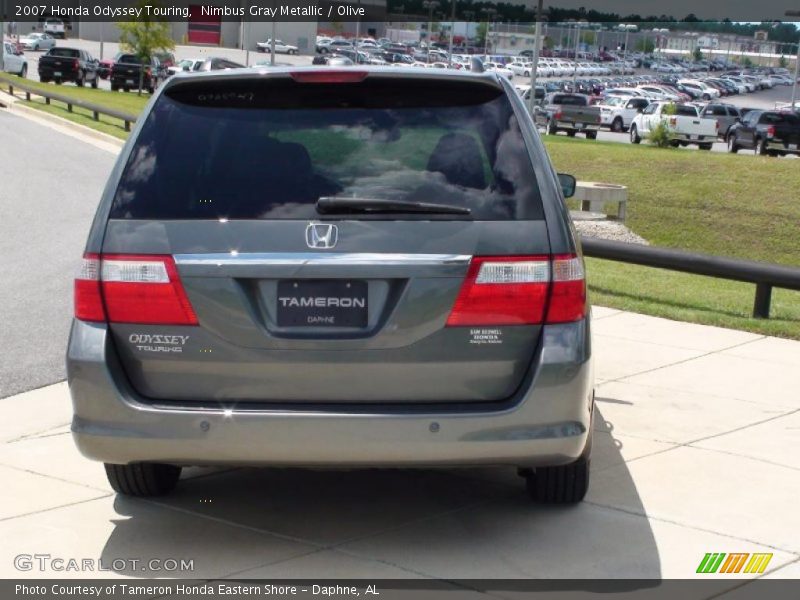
[469,328,503,345]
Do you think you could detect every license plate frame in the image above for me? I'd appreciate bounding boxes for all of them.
[789,143,798,151]
[277,280,368,328]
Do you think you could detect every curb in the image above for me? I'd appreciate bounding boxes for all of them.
[0,92,125,149]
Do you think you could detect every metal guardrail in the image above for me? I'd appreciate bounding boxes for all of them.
[0,74,138,132]
[581,237,800,319]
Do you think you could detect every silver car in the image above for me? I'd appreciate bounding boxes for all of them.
[67,68,594,502]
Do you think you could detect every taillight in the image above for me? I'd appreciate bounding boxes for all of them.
[445,254,586,327]
[554,111,563,120]
[74,253,105,322]
[73,59,79,70]
[74,254,198,325]
[766,125,776,138]
[290,70,368,83]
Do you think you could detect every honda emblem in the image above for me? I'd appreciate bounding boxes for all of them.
[305,223,338,249]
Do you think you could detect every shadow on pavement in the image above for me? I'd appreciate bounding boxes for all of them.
[99,407,660,585]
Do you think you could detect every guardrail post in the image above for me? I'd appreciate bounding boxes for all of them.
[25,92,30,101]
[93,111,99,121]
[68,103,73,113]
[125,120,131,132]
[45,97,50,105]
[753,283,772,319]
[9,84,13,96]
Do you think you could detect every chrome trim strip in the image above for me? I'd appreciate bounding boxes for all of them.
[173,253,472,267]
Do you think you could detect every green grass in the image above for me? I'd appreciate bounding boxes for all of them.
[2,74,148,139]
[542,136,800,338]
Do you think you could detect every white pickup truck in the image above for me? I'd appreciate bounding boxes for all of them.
[629,101,719,150]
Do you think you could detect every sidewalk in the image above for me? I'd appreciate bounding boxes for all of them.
[1,308,798,587]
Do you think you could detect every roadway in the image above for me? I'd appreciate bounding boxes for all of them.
[0,109,116,398]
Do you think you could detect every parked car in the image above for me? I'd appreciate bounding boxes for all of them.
[97,52,122,79]
[727,110,800,157]
[535,92,603,138]
[167,57,245,76]
[38,47,99,87]
[316,39,353,54]
[43,18,65,39]
[68,67,593,503]
[597,95,650,132]
[110,54,166,93]
[154,52,176,69]
[630,101,719,149]
[19,33,56,51]
[700,103,741,138]
[2,40,28,77]
[310,55,355,67]
[256,39,299,55]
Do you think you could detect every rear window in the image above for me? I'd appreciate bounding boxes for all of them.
[110,77,544,221]
[551,94,587,106]
[48,48,79,58]
[675,105,699,117]
[118,54,143,65]
[761,112,800,126]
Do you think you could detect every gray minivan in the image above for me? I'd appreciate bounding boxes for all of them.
[67,67,594,503]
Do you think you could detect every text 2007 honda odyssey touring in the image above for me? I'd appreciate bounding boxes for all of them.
[67,67,594,503]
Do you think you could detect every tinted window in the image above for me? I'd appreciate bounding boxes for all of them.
[551,94,587,106]
[48,48,80,58]
[118,54,143,65]
[760,112,800,125]
[110,78,544,221]
[707,105,727,116]
[675,105,698,117]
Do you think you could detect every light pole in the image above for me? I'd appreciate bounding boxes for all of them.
[481,8,496,60]
[354,0,361,63]
[447,0,455,68]
[572,23,580,84]
[528,0,544,113]
[786,10,800,108]
[422,0,439,63]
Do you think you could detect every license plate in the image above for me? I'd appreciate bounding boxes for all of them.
[575,122,584,129]
[54,71,62,77]
[277,280,368,328]
[125,79,135,85]
[789,144,798,151]
[690,135,698,140]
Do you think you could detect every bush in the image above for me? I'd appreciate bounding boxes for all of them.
[648,120,673,148]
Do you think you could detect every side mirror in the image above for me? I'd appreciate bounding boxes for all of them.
[558,173,577,198]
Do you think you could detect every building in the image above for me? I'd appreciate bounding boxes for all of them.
[9,1,387,54]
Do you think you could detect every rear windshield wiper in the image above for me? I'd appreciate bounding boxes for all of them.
[316,197,471,216]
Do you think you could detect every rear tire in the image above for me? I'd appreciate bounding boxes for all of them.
[585,131,598,140]
[566,130,577,137]
[611,117,623,133]
[111,83,118,91]
[699,143,712,151]
[105,463,181,497]
[76,71,84,87]
[20,64,28,78]
[757,138,768,156]
[727,134,739,153]
[91,75,98,89]
[630,124,641,144]
[547,119,558,135]
[525,456,590,504]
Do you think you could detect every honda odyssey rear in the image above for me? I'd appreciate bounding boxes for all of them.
[67,67,594,503]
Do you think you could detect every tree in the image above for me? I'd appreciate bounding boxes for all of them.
[779,55,788,69]
[118,0,175,96]
[692,46,703,62]
[635,38,655,53]
[581,31,596,46]
[476,22,488,47]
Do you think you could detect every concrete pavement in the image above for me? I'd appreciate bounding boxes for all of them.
[1,307,798,585]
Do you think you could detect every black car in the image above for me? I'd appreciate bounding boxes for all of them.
[38,47,100,87]
[110,54,165,93]
[727,110,800,157]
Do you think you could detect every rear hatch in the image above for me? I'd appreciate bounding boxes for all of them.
[766,113,800,147]
[92,71,564,406]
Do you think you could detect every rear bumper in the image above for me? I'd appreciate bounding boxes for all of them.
[67,318,594,468]
[38,67,78,81]
[767,141,800,154]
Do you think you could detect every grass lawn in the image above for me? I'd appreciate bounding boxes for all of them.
[2,74,148,139]
[543,136,800,339]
